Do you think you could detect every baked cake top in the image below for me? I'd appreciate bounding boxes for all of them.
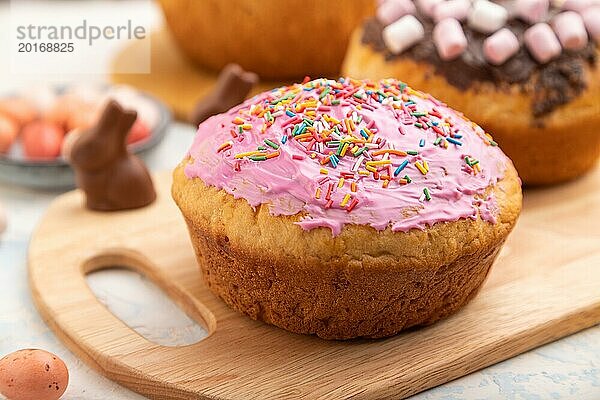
[362,0,598,116]
[185,78,512,235]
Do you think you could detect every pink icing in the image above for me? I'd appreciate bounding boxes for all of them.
[184,78,511,236]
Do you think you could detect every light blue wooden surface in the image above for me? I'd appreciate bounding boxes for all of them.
[1,123,598,399]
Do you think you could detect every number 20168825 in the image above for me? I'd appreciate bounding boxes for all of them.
[18,42,74,52]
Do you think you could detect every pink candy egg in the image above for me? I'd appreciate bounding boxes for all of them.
[127,119,151,145]
[0,99,38,127]
[0,349,69,400]
[484,28,521,65]
[21,121,64,160]
[44,95,80,130]
[433,18,468,60]
[0,114,18,154]
[65,103,100,132]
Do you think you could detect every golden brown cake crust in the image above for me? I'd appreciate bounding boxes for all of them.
[342,28,600,186]
[172,161,522,340]
[157,0,373,80]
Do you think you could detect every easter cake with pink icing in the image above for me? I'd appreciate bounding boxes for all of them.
[172,78,522,339]
[343,0,600,185]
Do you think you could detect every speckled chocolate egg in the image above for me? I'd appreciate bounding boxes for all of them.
[0,349,69,400]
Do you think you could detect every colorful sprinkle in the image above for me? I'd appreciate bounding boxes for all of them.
[217,141,233,153]
[346,198,359,212]
[423,187,431,201]
[341,193,351,207]
[394,160,409,176]
[264,139,279,149]
[249,155,267,161]
[415,161,428,175]
[447,137,463,146]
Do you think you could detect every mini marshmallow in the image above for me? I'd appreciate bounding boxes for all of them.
[561,0,594,11]
[433,0,472,22]
[552,11,588,50]
[515,0,549,23]
[524,23,562,63]
[433,18,468,60]
[468,0,509,34]
[377,0,417,26]
[383,15,425,54]
[581,7,600,41]
[417,0,445,17]
[483,28,520,65]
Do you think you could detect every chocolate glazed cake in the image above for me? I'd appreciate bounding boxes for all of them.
[343,0,600,185]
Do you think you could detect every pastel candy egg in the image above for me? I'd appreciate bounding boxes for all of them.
[484,28,521,65]
[581,6,600,41]
[417,0,445,17]
[127,119,151,145]
[0,349,69,400]
[468,0,509,34]
[45,94,81,129]
[524,23,562,63]
[515,0,549,23]
[133,98,160,129]
[66,103,100,132]
[377,0,416,26]
[552,11,588,50]
[0,98,37,127]
[21,121,64,160]
[433,0,472,22]
[433,18,468,60]
[383,15,425,54]
[0,114,18,154]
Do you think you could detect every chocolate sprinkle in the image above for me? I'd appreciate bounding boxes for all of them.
[362,11,597,118]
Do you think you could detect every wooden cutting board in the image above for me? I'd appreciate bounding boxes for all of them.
[29,165,600,400]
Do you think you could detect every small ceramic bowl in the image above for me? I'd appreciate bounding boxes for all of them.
[0,90,171,190]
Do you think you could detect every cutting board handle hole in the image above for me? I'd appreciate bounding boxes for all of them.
[86,261,209,347]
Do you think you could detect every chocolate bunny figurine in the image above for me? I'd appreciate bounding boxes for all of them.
[191,63,259,126]
[70,100,156,211]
